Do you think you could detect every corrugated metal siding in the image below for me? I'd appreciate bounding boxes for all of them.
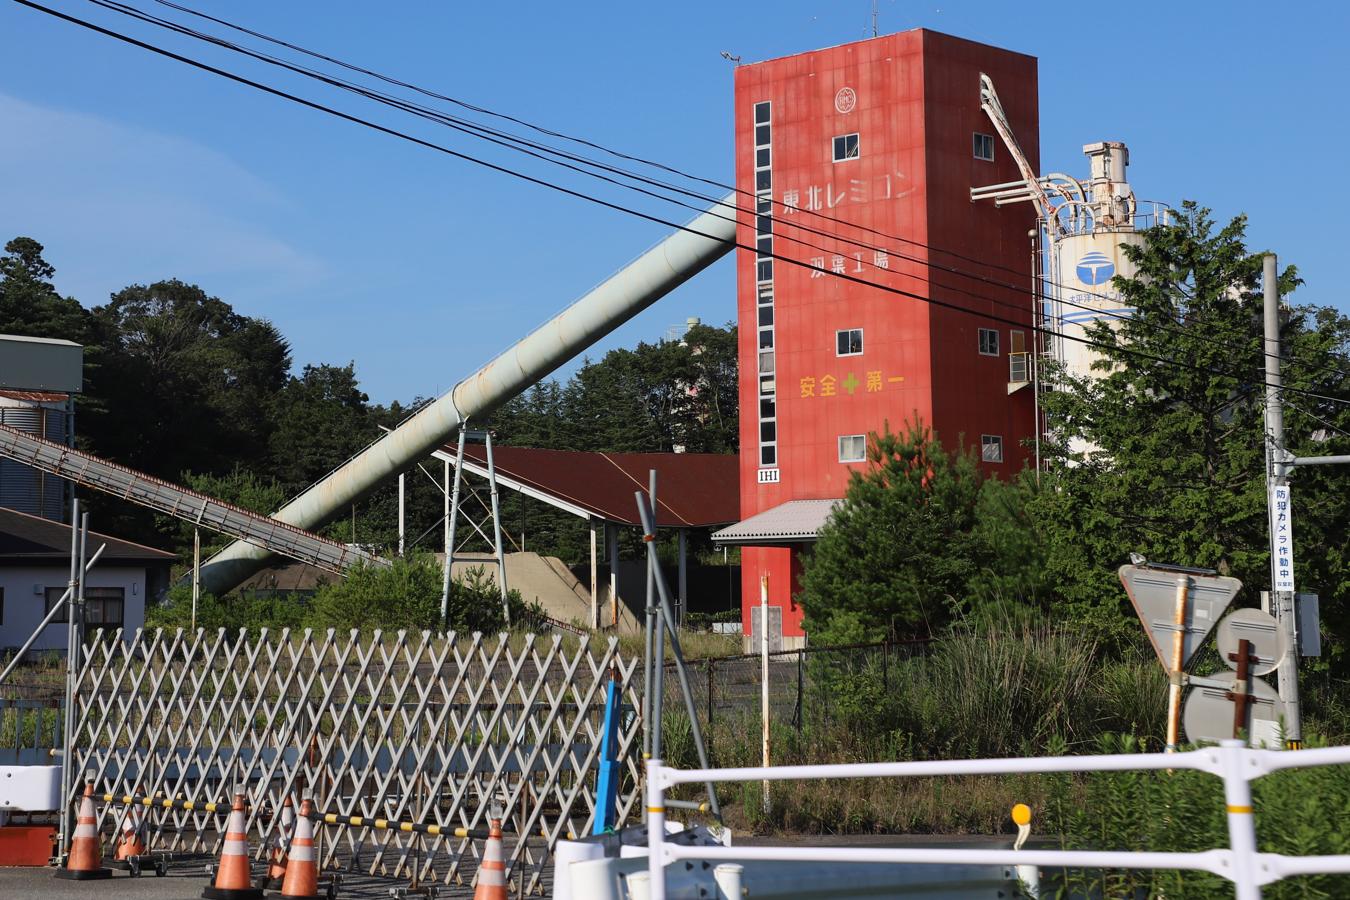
[0,403,70,521]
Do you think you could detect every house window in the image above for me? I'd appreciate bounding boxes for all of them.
[978,328,1000,356]
[981,435,1004,463]
[832,133,860,162]
[973,133,995,161]
[44,586,125,637]
[836,328,864,357]
[838,434,867,463]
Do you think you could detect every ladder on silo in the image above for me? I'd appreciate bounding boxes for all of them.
[0,423,386,575]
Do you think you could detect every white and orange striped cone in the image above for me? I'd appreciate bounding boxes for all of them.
[203,794,264,900]
[261,796,294,889]
[115,807,146,861]
[270,799,320,900]
[472,817,506,900]
[55,781,112,880]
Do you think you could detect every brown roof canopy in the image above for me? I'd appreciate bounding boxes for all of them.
[452,445,739,528]
[0,506,175,564]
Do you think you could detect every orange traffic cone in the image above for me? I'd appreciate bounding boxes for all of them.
[472,817,506,900]
[262,797,294,889]
[203,794,263,900]
[271,799,320,900]
[115,806,146,861]
[55,781,112,880]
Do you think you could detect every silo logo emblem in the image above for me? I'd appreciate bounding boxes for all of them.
[1076,251,1116,286]
[835,87,857,114]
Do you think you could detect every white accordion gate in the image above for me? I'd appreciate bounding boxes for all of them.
[70,628,641,894]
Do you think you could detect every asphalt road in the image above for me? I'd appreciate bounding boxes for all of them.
[0,865,483,899]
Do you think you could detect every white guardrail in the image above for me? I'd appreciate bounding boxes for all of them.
[644,740,1350,900]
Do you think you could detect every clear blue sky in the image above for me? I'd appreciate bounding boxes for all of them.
[0,0,1344,404]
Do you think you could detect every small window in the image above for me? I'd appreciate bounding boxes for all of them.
[755,147,771,169]
[44,587,68,623]
[756,259,773,282]
[760,398,776,419]
[759,375,775,396]
[832,133,860,162]
[973,133,995,162]
[757,305,773,327]
[981,435,1004,463]
[754,124,770,147]
[757,236,773,258]
[836,328,864,357]
[978,328,1000,356]
[754,101,771,125]
[756,170,771,191]
[760,445,776,466]
[760,421,776,443]
[838,434,867,463]
[756,215,772,236]
[758,350,775,374]
[759,329,774,349]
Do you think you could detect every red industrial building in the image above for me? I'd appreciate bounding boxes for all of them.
[714,30,1040,648]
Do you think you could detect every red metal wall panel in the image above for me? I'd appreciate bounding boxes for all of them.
[733,30,1039,638]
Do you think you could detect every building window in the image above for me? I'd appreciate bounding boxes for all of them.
[981,435,1004,463]
[760,445,776,466]
[758,350,775,374]
[973,133,995,161]
[836,328,864,357]
[754,101,771,125]
[978,328,1000,356]
[832,133,860,162]
[756,170,771,191]
[756,259,773,281]
[44,586,125,637]
[838,434,867,463]
[758,329,774,349]
[757,305,773,327]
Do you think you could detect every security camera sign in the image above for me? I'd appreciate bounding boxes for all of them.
[1271,485,1295,593]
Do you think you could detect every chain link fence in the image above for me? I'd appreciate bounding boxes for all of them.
[659,639,930,760]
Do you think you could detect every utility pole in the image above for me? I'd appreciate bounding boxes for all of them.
[1263,252,1302,747]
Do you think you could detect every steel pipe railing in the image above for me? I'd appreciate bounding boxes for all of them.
[645,740,1350,900]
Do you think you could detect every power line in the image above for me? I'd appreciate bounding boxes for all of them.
[132,0,1350,382]
[79,0,1346,388]
[14,0,1350,410]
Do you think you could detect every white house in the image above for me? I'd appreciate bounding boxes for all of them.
[0,506,174,651]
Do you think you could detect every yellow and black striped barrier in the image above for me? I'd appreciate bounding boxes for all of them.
[99,793,555,841]
[101,793,232,814]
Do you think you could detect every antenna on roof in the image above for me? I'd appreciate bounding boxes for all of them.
[720,50,742,65]
[872,0,879,36]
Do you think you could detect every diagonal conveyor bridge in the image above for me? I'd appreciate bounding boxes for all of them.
[0,423,384,575]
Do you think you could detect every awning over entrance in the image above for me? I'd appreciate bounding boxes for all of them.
[710,499,841,546]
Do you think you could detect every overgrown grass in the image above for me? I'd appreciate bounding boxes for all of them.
[655,619,1350,900]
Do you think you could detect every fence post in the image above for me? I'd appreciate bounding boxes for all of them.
[1218,739,1261,900]
[646,758,666,900]
[705,659,715,741]
[794,650,803,734]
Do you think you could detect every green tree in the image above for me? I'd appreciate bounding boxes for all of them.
[304,555,514,634]
[84,279,291,478]
[0,237,90,342]
[1039,203,1350,654]
[268,363,375,490]
[796,422,988,643]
